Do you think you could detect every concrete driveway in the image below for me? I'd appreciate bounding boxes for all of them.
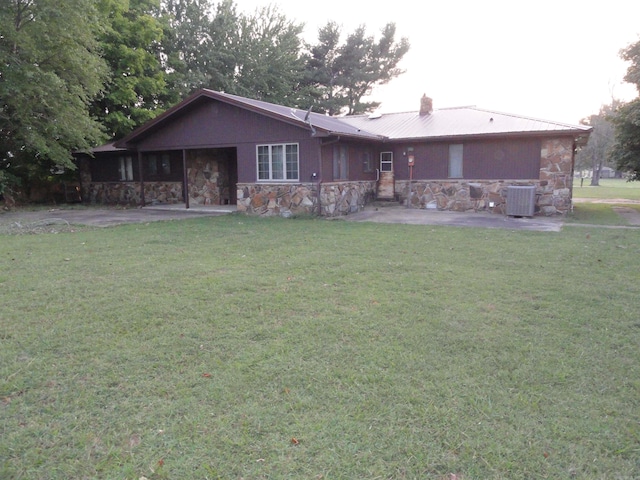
[343,205,564,232]
[0,205,230,231]
[0,204,564,232]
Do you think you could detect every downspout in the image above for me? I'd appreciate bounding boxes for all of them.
[138,150,145,206]
[182,149,189,209]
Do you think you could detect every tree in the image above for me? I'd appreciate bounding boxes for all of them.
[230,5,305,105]
[161,0,304,105]
[92,0,167,140]
[0,0,108,196]
[576,101,618,186]
[610,38,640,180]
[610,99,640,181]
[161,0,221,100]
[301,22,410,115]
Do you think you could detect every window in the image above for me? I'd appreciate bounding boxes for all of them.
[148,155,158,175]
[146,154,171,176]
[257,143,299,181]
[161,154,171,174]
[362,151,373,173]
[380,151,393,172]
[448,144,463,178]
[119,156,133,181]
[333,145,349,180]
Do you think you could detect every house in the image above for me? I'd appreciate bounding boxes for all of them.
[77,89,592,216]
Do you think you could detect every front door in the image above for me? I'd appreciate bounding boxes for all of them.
[377,151,394,199]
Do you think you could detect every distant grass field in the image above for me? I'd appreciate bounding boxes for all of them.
[569,178,640,225]
[573,178,640,200]
[1,215,639,479]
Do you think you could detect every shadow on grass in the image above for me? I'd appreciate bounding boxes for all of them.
[566,203,638,226]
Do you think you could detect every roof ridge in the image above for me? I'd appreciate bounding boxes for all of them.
[468,106,589,129]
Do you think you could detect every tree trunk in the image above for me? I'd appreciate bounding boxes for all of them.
[590,159,601,186]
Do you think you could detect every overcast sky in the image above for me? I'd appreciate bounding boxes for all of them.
[235,0,640,124]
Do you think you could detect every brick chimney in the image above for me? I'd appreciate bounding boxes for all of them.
[420,94,433,116]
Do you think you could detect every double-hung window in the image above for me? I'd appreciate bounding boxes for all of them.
[257,143,299,181]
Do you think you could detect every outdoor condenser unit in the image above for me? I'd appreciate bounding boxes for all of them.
[506,185,536,217]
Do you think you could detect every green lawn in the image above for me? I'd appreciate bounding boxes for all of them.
[565,203,640,226]
[573,178,640,200]
[1,216,639,479]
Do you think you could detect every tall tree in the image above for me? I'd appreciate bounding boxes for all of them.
[161,0,221,100]
[302,22,410,115]
[161,0,304,106]
[92,0,167,140]
[610,39,640,181]
[0,0,107,195]
[576,101,618,186]
[231,5,304,104]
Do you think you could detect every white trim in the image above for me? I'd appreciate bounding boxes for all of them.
[256,143,300,181]
[380,151,393,172]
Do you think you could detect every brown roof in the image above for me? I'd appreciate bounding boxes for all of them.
[113,89,381,149]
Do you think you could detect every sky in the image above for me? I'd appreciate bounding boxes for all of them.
[234,0,640,124]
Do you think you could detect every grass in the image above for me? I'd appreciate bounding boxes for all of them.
[573,178,640,200]
[568,178,640,225]
[565,203,640,225]
[1,215,639,479]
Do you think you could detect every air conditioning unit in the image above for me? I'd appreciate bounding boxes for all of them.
[506,185,536,217]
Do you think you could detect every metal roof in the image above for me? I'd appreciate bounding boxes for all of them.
[110,89,591,151]
[340,106,592,141]
[207,90,383,140]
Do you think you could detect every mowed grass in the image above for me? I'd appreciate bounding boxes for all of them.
[566,203,640,226]
[569,178,640,225]
[573,178,640,200]
[1,215,639,479]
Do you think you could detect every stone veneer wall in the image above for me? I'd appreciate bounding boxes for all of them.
[397,138,575,216]
[237,181,376,217]
[87,182,183,205]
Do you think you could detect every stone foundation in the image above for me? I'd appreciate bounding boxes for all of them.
[396,138,575,216]
[237,183,317,216]
[320,181,377,216]
[236,181,376,217]
[396,179,570,215]
[88,182,183,206]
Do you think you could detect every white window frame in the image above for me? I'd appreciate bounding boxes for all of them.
[380,151,393,172]
[257,143,299,181]
[448,144,463,178]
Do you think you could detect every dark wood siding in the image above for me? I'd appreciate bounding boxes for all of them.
[393,138,541,180]
[134,100,320,183]
[464,138,541,179]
